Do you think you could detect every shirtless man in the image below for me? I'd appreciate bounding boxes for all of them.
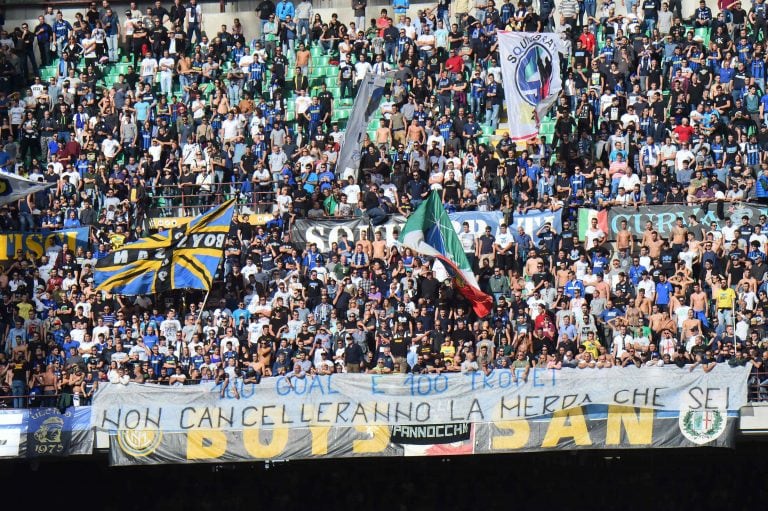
[681,308,703,342]
[405,119,426,149]
[670,217,688,251]
[624,302,644,329]
[646,231,665,258]
[375,119,391,149]
[669,271,694,294]
[640,221,656,248]
[356,230,373,259]
[524,248,544,277]
[371,230,388,262]
[685,231,701,255]
[176,55,194,99]
[41,364,59,406]
[635,288,652,316]
[738,263,758,293]
[555,261,570,288]
[690,283,709,324]
[593,276,611,303]
[649,306,678,337]
[616,219,635,254]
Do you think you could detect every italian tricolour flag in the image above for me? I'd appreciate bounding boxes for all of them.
[578,209,609,241]
[401,191,493,317]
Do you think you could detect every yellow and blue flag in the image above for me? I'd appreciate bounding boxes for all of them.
[94,200,236,295]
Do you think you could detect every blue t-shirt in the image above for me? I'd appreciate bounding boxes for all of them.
[135,101,150,122]
[655,281,673,305]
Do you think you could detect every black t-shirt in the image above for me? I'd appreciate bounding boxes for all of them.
[11,361,28,381]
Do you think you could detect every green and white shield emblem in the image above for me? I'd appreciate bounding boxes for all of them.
[679,409,726,445]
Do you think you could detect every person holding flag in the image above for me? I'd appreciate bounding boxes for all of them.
[401,190,493,318]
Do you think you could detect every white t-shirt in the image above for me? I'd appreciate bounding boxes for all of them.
[191,99,206,119]
[9,106,24,125]
[495,232,514,251]
[221,118,240,140]
[585,228,606,248]
[238,54,254,74]
[30,83,46,98]
[141,58,158,78]
[276,193,292,214]
[343,183,361,204]
[160,318,182,340]
[92,325,110,341]
[82,37,96,57]
[101,138,120,158]
[158,57,175,73]
[458,231,474,253]
[148,143,162,162]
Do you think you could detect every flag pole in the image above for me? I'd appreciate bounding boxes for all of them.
[198,289,212,326]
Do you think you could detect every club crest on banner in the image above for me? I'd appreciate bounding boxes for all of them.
[498,32,564,140]
[679,409,727,445]
[514,43,554,107]
[117,427,164,457]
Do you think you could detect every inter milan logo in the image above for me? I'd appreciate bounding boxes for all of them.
[514,43,554,107]
[117,427,163,457]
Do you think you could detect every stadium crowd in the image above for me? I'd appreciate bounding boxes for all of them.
[0,0,767,409]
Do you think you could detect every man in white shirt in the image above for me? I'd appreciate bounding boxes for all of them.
[458,222,476,267]
[91,318,110,343]
[674,142,695,171]
[618,171,641,191]
[415,25,436,57]
[612,324,633,359]
[355,54,374,83]
[101,133,122,162]
[294,90,312,136]
[220,112,241,143]
[160,311,182,340]
[241,258,259,282]
[585,218,606,248]
[636,274,656,303]
[426,129,445,152]
[237,48,255,74]
[343,176,361,205]
[370,53,390,76]
[63,166,81,190]
[191,93,206,122]
[620,105,639,129]
[30,78,46,99]
[158,50,175,95]
[721,218,737,244]
[140,52,158,85]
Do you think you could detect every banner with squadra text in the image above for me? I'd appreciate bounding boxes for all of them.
[93,366,750,464]
[498,32,565,141]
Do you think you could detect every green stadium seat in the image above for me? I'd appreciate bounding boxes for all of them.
[41,67,56,81]
[694,27,710,47]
